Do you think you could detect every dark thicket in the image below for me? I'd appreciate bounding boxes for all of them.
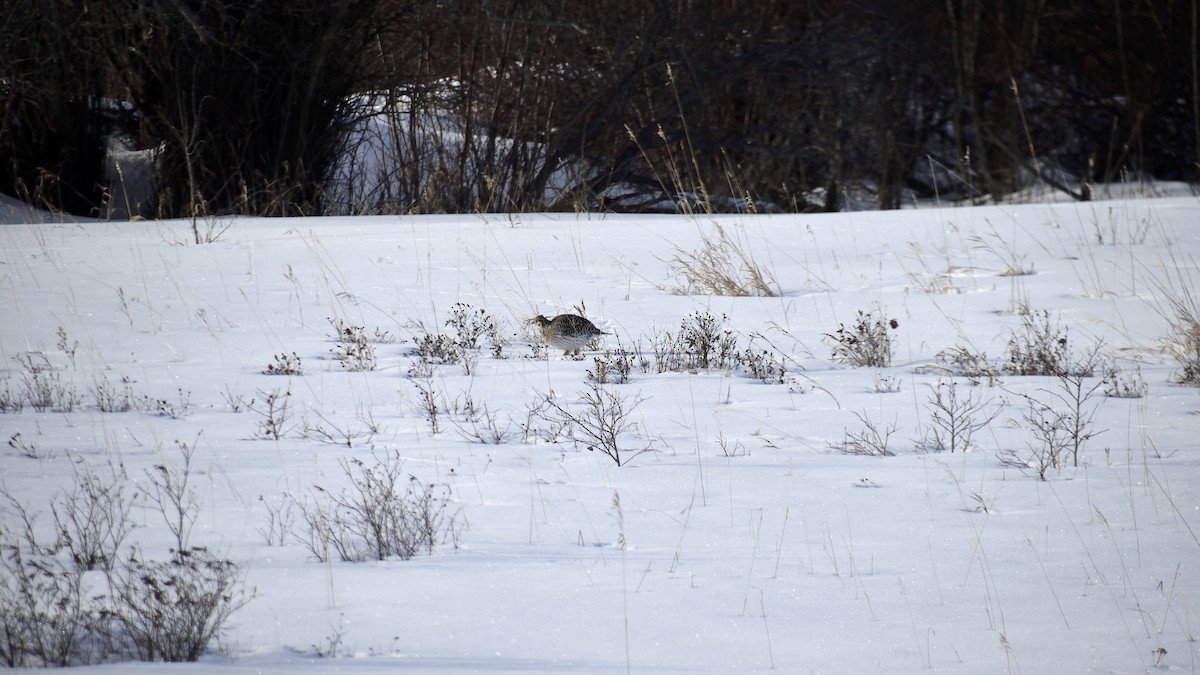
[106,0,387,217]
[0,1,110,215]
[1,0,1196,217]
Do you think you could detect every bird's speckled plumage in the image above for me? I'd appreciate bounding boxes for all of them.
[531,314,608,355]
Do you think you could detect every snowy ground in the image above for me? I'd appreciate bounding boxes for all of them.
[2,190,1199,673]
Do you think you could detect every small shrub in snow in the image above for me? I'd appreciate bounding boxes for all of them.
[533,383,652,466]
[679,311,739,370]
[90,375,141,413]
[143,438,203,554]
[408,304,505,375]
[296,450,453,562]
[2,460,134,573]
[872,372,902,393]
[101,547,251,663]
[1052,360,1107,468]
[330,318,377,371]
[152,388,193,419]
[55,327,78,370]
[589,343,639,384]
[0,544,95,667]
[922,380,998,453]
[52,462,135,572]
[0,378,23,413]
[299,410,380,447]
[412,378,441,434]
[1002,396,1074,480]
[740,344,787,384]
[1102,362,1147,398]
[651,311,739,373]
[13,352,80,412]
[248,388,292,440]
[1001,369,1104,478]
[7,432,42,458]
[263,351,304,375]
[445,302,505,357]
[257,494,296,547]
[1002,309,1080,376]
[830,410,897,456]
[0,452,247,666]
[411,331,461,367]
[936,344,1002,386]
[451,401,514,444]
[220,385,248,412]
[824,309,898,368]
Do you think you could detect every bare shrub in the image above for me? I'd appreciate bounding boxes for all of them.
[300,410,379,447]
[1102,362,1147,398]
[935,344,1002,386]
[0,453,245,666]
[295,450,453,562]
[7,433,42,458]
[13,352,79,412]
[680,311,740,370]
[409,303,504,374]
[533,383,652,466]
[412,378,441,435]
[150,388,193,419]
[451,402,514,445]
[824,309,898,368]
[143,439,202,554]
[830,411,897,456]
[409,332,462,376]
[2,460,135,574]
[1049,364,1107,468]
[263,351,304,376]
[939,310,1095,382]
[0,546,96,667]
[1003,396,1073,480]
[51,462,135,572]
[589,344,639,384]
[91,375,141,413]
[257,494,296,547]
[101,548,251,663]
[1002,368,1105,478]
[740,344,788,384]
[248,388,292,440]
[0,378,23,413]
[445,302,505,356]
[1002,309,1077,376]
[923,380,998,453]
[652,311,740,373]
[872,372,902,393]
[330,318,377,372]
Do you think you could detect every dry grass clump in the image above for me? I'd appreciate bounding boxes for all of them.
[1162,288,1200,385]
[668,223,779,297]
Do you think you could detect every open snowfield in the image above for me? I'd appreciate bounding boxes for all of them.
[2,189,1199,673]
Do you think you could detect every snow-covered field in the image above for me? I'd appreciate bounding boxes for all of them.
[2,189,1199,673]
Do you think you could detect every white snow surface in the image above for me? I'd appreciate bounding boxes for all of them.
[2,195,1199,674]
